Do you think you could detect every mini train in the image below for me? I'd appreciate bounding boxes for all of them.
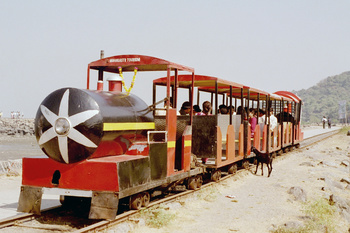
[18,54,303,219]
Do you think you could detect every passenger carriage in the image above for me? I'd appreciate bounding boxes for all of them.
[153,74,303,179]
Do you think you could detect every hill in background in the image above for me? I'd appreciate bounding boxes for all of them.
[293,71,350,124]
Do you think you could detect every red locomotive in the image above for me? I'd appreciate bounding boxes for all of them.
[18,54,303,219]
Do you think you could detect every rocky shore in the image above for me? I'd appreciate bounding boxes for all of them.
[0,118,34,136]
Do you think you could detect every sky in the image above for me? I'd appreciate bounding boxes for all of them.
[1,0,350,118]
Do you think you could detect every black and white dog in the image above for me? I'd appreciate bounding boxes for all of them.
[251,146,273,177]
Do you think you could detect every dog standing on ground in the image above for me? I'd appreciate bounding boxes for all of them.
[251,146,273,177]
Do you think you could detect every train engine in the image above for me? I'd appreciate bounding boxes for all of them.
[17,54,202,219]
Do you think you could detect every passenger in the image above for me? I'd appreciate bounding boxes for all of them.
[229,106,236,115]
[179,101,191,115]
[269,108,278,146]
[258,109,266,124]
[237,106,243,115]
[269,108,278,131]
[328,117,331,129]
[236,106,248,119]
[193,105,201,115]
[155,97,173,116]
[249,109,257,137]
[219,104,228,114]
[322,116,327,129]
[196,101,212,116]
[276,111,294,123]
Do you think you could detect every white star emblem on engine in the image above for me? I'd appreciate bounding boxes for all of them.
[38,89,99,163]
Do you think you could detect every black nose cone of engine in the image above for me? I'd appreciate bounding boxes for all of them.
[35,88,103,164]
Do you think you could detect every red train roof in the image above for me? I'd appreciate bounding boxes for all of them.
[88,54,194,73]
[273,91,301,103]
[153,74,270,100]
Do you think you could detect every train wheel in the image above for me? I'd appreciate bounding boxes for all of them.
[295,144,300,149]
[187,176,197,190]
[129,194,143,210]
[141,192,150,207]
[228,164,238,174]
[243,160,250,170]
[196,175,203,188]
[211,170,221,182]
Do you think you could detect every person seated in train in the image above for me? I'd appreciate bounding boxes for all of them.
[269,108,278,131]
[276,111,294,123]
[249,109,257,137]
[196,101,212,116]
[179,101,191,115]
[193,105,201,115]
[218,104,228,114]
[269,108,278,146]
[155,97,173,116]
[236,106,242,115]
[236,106,248,120]
[258,109,266,124]
[229,106,236,115]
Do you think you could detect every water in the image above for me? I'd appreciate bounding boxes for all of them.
[0,136,42,161]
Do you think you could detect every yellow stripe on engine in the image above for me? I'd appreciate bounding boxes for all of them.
[168,141,176,148]
[184,140,191,147]
[103,122,155,131]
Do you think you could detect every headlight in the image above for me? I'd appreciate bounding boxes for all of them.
[55,118,71,135]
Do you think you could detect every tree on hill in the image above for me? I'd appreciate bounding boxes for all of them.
[293,71,350,124]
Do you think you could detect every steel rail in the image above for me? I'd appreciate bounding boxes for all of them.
[0,206,61,229]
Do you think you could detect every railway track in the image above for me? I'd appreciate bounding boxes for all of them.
[0,128,341,233]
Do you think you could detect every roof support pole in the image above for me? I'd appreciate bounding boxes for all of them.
[215,81,218,116]
[257,93,260,124]
[152,83,156,117]
[266,95,270,154]
[230,86,233,125]
[174,69,178,109]
[190,72,195,125]
[87,65,91,90]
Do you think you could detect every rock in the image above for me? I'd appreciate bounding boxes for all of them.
[166,201,182,210]
[319,161,338,168]
[347,130,350,136]
[341,161,350,167]
[325,177,344,190]
[287,186,307,202]
[283,220,304,229]
[299,161,315,167]
[341,178,350,184]
[341,209,350,223]
[0,118,34,137]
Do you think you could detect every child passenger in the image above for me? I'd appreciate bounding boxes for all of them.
[196,101,212,116]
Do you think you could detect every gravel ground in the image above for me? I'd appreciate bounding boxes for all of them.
[127,131,350,233]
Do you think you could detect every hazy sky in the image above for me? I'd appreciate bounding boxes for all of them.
[1,0,349,118]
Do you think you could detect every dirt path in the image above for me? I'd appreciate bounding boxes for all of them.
[128,132,350,233]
